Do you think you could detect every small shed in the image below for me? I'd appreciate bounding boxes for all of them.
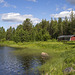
[58,35,75,41]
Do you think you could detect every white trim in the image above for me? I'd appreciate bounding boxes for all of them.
[70,37,71,41]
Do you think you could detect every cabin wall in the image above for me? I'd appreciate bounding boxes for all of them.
[71,37,75,41]
[58,37,70,41]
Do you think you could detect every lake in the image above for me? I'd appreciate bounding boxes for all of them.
[0,47,44,75]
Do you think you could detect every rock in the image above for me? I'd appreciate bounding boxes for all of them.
[46,73,48,75]
[41,52,49,58]
[63,67,75,74]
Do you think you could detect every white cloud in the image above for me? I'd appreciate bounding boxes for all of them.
[51,10,75,18]
[3,2,9,7]
[0,0,4,3]
[3,2,16,8]
[0,0,16,8]
[1,13,41,25]
[67,8,73,11]
[26,0,37,2]
[67,0,75,5]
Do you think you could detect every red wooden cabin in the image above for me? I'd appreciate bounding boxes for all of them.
[58,35,75,41]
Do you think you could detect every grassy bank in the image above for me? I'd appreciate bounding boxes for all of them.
[0,40,75,75]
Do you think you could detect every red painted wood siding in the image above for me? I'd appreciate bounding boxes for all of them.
[71,37,75,41]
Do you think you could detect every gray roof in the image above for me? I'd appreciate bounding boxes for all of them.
[58,35,75,38]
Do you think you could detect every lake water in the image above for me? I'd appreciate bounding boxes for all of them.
[0,47,44,75]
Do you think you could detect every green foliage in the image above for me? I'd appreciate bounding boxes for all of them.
[0,40,75,75]
[0,10,75,75]
[42,30,50,41]
[1,38,6,42]
[0,10,75,42]
[0,27,6,41]
[6,27,15,41]
[23,18,32,31]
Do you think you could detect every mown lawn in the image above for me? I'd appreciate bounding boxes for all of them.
[0,40,75,75]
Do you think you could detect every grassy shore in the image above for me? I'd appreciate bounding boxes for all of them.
[0,40,75,75]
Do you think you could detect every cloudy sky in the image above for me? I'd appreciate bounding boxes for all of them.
[0,0,75,29]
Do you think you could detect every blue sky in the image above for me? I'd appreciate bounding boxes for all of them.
[0,0,75,30]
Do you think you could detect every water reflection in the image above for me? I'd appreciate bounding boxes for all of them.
[0,47,44,75]
[18,55,42,75]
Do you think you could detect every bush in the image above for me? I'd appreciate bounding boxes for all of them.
[1,38,6,42]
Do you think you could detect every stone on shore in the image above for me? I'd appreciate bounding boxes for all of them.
[41,52,49,58]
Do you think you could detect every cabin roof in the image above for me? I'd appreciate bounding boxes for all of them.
[58,35,75,38]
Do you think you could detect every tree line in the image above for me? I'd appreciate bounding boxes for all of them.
[0,11,75,42]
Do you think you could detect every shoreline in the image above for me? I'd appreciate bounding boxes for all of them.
[0,41,75,75]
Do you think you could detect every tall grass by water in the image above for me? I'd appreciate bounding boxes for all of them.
[0,40,75,75]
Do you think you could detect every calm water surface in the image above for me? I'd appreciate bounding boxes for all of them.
[0,47,43,75]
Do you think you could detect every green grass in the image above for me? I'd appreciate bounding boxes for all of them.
[0,40,75,75]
